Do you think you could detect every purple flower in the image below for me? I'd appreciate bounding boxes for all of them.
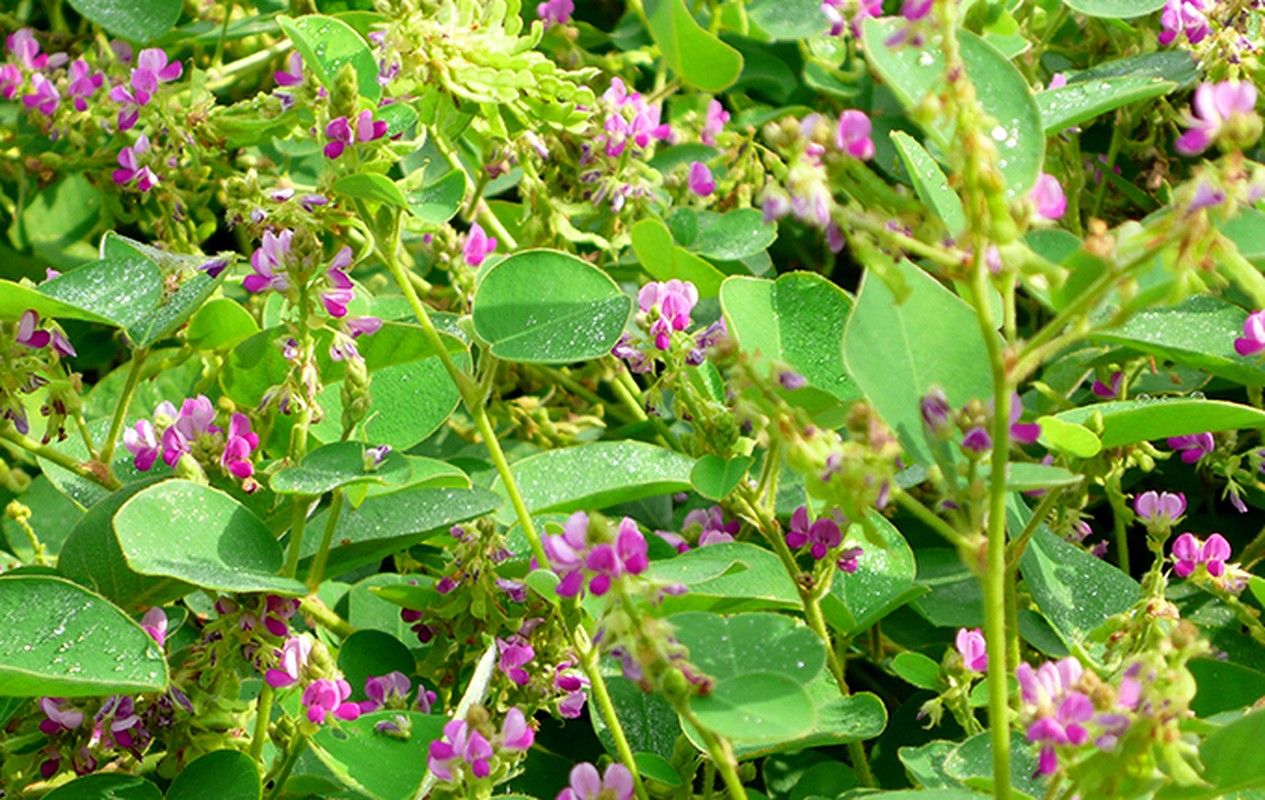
[1235,310,1265,356]
[920,388,952,436]
[955,627,987,673]
[554,660,589,718]
[836,545,862,573]
[65,59,103,112]
[639,280,698,350]
[498,707,535,751]
[687,161,715,196]
[1006,392,1041,444]
[244,229,293,293]
[496,578,528,603]
[558,763,635,800]
[428,719,494,781]
[1175,81,1257,157]
[275,52,304,87]
[107,83,143,131]
[1030,173,1067,220]
[324,110,388,159]
[93,695,147,751]
[123,419,160,471]
[779,371,807,390]
[1159,0,1212,46]
[302,678,361,724]
[22,73,59,115]
[0,64,20,100]
[321,247,356,317]
[265,636,312,689]
[359,671,411,713]
[130,48,182,98]
[1171,532,1231,577]
[835,110,875,160]
[1187,180,1226,211]
[1134,491,1185,525]
[584,518,649,595]
[1027,691,1095,775]
[1167,432,1214,463]
[537,0,575,26]
[16,310,50,350]
[140,608,167,647]
[1091,371,1123,399]
[786,506,842,560]
[962,427,992,454]
[7,29,48,70]
[39,698,85,735]
[884,0,934,46]
[498,636,535,686]
[1017,657,1083,708]
[112,134,158,192]
[463,223,498,267]
[221,413,259,478]
[544,511,592,597]
[702,100,729,146]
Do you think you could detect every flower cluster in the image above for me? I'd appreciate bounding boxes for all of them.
[921,387,1041,456]
[1175,81,1260,157]
[542,512,650,598]
[612,280,714,372]
[427,708,534,785]
[1158,0,1213,47]
[1171,532,1232,579]
[785,505,864,572]
[553,658,590,719]
[122,395,260,482]
[2,310,75,439]
[324,110,388,160]
[109,48,182,131]
[112,133,160,192]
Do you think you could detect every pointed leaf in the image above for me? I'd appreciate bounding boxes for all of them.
[1053,398,1265,449]
[277,15,381,104]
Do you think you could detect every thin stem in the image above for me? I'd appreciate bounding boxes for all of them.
[1,429,122,490]
[677,705,748,800]
[895,491,974,549]
[298,595,354,638]
[205,39,293,92]
[572,624,650,800]
[97,348,149,469]
[305,490,344,591]
[282,496,312,580]
[250,683,273,761]
[264,734,308,800]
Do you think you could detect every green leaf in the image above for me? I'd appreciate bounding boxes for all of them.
[494,441,694,519]
[1053,398,1265,449]
[17,173,102,268]
[670,611,827,682]
[1221,208,1265,267]
[692,209,779,262]
[748,0,829,38]
[648,541,801,615]
[722,272,859,402]
[309,711,448,800]
[691,672,817,743]
[690,454,755,500]
[377,102,418,138]
[1189,659,1265,717]
[333,173,410,210]
[891,132,965,235]
[862,21,1043,198]
[1037,416,1103,458]
[631,217,726,298]
[1003,463,1082,492]
[113,480,307,595]
[165,750,261,800]
[635,753,683,787]
[39,254,163,329]
[1062,0,1166,18]
[822,514,922,635]
[892,652,942,690]
[66,0,181,42]
[471,249,632,364]
[405,170,466,225]
[272,442,463,497]
[942,731,1044,798]
[593,675,683,760]
[43,774,163,800]
[277,15,381,105]
[1069,51,1198,89]
[844,258,994,464]
[1037,76,1176,135]
[1092,296,1265,387]
[57,478,196,609]
[186,298,258,351]
[642,0,743,92]
[337,630,415,701]
[1011,497,1138,647]
[0,575,168,696]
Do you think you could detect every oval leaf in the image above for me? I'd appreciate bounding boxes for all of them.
[691,672,817,743]
[166,750,261,800]
[472,249,632,364]
[277,15,381,104]
[1038,75,1176,135]
[333,173,410,210]
[822,514,921,635]
[309,711,448,800]
[43,774,163,800]
[643,0,743,92]
[0,575,168,697]
[1062,0,1166,18]
[632,217,726,298]
[690,454,755,501]
[1053,398,1265,449]
[66,0,181,42]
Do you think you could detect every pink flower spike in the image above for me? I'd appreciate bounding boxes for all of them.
[687,161,715,196]
[1030,173,1067,220]
[1176,81,1259,156]
[1236,310,1265,356]
[499,707,535,751]
[836,110,875,160]
[702,100,730,146]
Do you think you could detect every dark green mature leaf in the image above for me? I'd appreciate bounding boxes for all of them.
[333,174,410,210]
[337,630,415,702]
[39,254,163,330]
[593,674,682,760]
[272,442,462,496]
[1197,712,1265,796]
[1068,51,1199,89]
[642,0,743,92]
[844,258,993,464]
[722,272,859,402]
[891,652,942,690]
[649,542,801,614]
[309,711,448,800]
[165,750,261,800]
[113,480,306,595]
[1062,0,1166,18]
[692,210,779,262]
[43,774,163,800]
[1053,398,1265,448]
[1037,76,1176,134]
[671,611,827,682]
[692,672,817,743]
[1092,296,1265,386]
[471,249,632,364]
[1189,659,1265,717]
[942,732,1043,797]
[822,514,921,635]
[0,575,168,696]
[748,0,829,38]
[277,15,381,104]
[494,441,694,518]
[67,0,181,41]
[862,22,1043,198]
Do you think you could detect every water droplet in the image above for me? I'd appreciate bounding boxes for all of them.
[1189,390,1206,400]
[917,51,935,67]
[991,125,1007,141]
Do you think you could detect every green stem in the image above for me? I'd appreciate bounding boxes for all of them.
[97,348,149,469]
[573,625,651,800]
[305,490,344,591]
[264,734,308,800]
[282,496,311,580]
[205,39,294,93]
[250,683,273,761]
[0,428,122,491]
[677,705,748,800]
[299,595,354,638]
[895,492,974,550]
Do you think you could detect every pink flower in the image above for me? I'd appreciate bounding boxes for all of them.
[131,48,183,97]
[140,608,167,647]
[428,719,494,781]
[7,29,48,69]
[123,419,161,471]
[544,511,592,597]
[16,310,50,350]
[584,518,649,595]
[687,161,715,196]
[112,133,158,192]
[1091,371,1123,399]
[463,223,498,267]
[324,110,387,159]
[786,506,843,560]
[1175,81,1258,157]
[1235,310,1265,356]
[498,636,535,686]
[558,763,635,800]
[39,698,85,735]
[1029,173,1067,220]
[835,110,875,160]
[537,0,575,26]
[498,707,535,751]
[66,59,103,112]
[1171,532,1231,577]
[702,100,729,146]
[275,52,304,86]
[955,627,987,672]
[1159,0,1211,46]
[244,229,294,293]
[265,636,312,688]
[638,279,698,350]
[358,671,412,713]
[1134,491,1186,525]
[1167,432,1214,463]
[221,413,259,478]
[22,73,59,115]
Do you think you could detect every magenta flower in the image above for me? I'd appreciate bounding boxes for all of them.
[303,678,361,724]
[1134,491,1185,525]
[358,671,412,713]
[687,161,715,196]
[554,660,589,719]
[1235,310,1265,356]
[684,505,740,546]
[0,64,20,100]
[498,636,535,686]
[160,396,220,468]
[585,518,649,595]
[544,511,592,597]
[22,73,59,115]
[1030,173,1067,220]
[130,48,182,98]
[837,545,863,573]
[786,506,843,560]
[1171,532,1231,577]
[835,110,875,160]
[1175,81,1258,157]
[140,608,167,647]
[558,763,635,800]
[920,388,952,436]
[123,419,161,471]
[7,29,48,70]
[702,100,729,146]
[221,413,259,478]
[639,279,698,350]
[1027,691,1095,775]
[66,59,103,112]
[1007,392,1042,444]
[1091,371,1123,399]
[428,719,494,781]
[93,695,147,750]
[112,134,159,192]
[322,246,356,317]
[537,0,575,26]
[244,229,294,293]
[1159,0,1211,46]
[16,310,50,350]
[265,635,312,689]
[955,627,988,673]
[463,223,498,267]
[324,110,388,159]
[498,707,535,751]
[275,52,304,87]
[1167,432,1214,463]
[962,427,992,454]
[39,698,85,735]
